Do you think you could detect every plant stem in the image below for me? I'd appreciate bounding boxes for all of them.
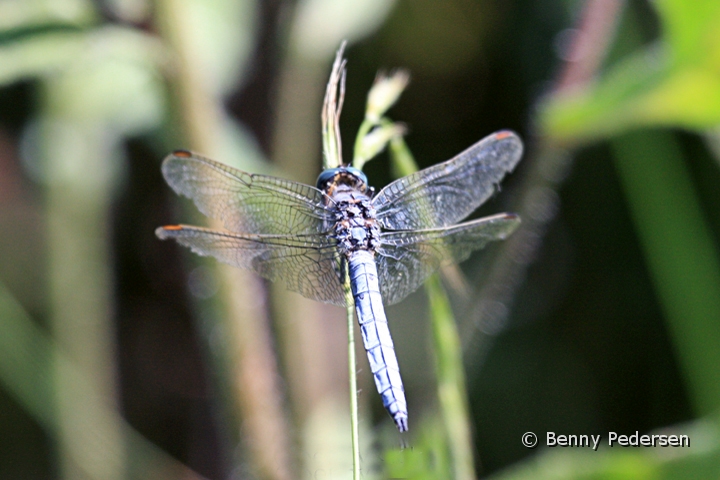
[344,262,361,479]
[389,135,477,477]
[353,118,374,166]
[465,0,625,351]
[155,1,293,478]
[612,130,720,415]
[426,274,477,479]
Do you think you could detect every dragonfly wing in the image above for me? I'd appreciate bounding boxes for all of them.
[372,131,523,230]
[156,225,345,306]
[375,213,520,305]
[162,151,333,235]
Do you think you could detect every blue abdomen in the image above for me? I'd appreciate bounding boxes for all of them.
[349,250,408,432]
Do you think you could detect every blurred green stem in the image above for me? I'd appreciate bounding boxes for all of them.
[41,116,124,480]
[344,264,361,479]
[611,130,720,415]
[0,281,209,479]
[426,275,477,480]
[389,135,477,479]
[155,1,294,478]
[388,133,420,179]
[352,118,374,167]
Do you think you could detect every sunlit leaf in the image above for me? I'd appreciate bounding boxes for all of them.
[651,0,720,65]
[0,0,96,33]
[539,0,720,145]
[0,31,92,86]
[41,27,167,135]
[156,0,258,97]
[291,0,397,58]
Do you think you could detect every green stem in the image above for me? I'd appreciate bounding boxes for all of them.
[353,118,375,166]
[344,261,361,479]
[155,1,294,477]
[389,135,477,477]
[426,275,477,479]
[611,130,720,415]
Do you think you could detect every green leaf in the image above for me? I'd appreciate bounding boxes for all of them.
[538,0,720,145]
[0,30,93,86]
[539,47,666,144]
[41,27,167,135]
[489,417,720,480]
[652,0,720,65]
[611,130,720,416]
[291,0,398,59]
[0,0,96,33]
[0,27,168,133]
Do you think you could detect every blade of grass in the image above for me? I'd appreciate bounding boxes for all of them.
[40,117,124,480]
[322,44,361,479]
[0,281,210,479]
[611,129,720,415]
[389,135,477,479]
[155,1,294,477]
[426,275,477,479]
[344,263,361,480]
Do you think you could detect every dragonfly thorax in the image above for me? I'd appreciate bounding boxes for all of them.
[331,198,381,255]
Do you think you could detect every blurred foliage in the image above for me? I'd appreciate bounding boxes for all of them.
[499,0,720,477]
[0,0,719,479]
[489,417,720,479]
[540,0,720,143]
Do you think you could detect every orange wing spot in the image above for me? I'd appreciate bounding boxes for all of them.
[495,131,513,140]
[162,225,184,231]
[173,150,192,158]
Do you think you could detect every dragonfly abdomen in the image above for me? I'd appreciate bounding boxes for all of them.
[348,250,408,432]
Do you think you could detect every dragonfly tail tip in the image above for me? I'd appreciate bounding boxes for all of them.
[395,415,409,432]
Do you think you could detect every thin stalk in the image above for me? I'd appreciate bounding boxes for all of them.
[465,0,625,352]
[353,118,374,165]
[612,130,720,415]
[344,262,361,479]
[321,45,361,477]
[154,1,293,478]
[41,116,124,480]
[426,275,476,479]
[389,135,477,478]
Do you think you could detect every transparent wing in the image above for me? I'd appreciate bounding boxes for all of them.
[375,213,520,305]
[161,151,333,235]
[156,225,345,306]
[372,131,523,230]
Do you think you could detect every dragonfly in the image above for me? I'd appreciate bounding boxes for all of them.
[156,130,523,432]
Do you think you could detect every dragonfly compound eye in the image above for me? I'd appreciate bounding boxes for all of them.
[316,168,341,190]
[316,166,369,193]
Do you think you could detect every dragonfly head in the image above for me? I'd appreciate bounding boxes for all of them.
[316,166,371,195]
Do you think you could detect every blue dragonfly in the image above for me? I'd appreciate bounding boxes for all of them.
[156,130,523,432]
